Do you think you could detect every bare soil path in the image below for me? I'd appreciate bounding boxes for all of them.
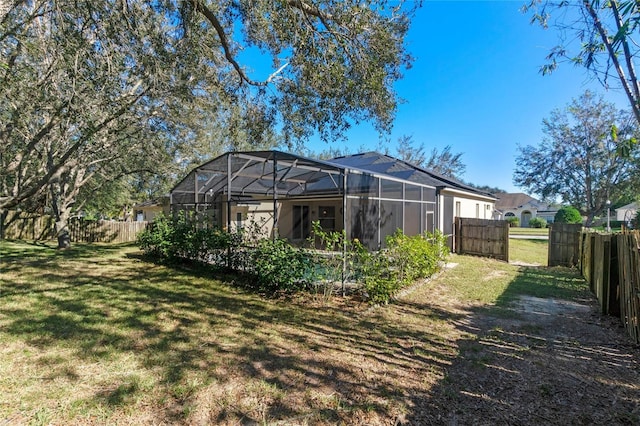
[405,278,640,425]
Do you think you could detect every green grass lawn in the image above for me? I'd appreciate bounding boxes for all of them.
[509,238,548,265]
[509,227,549,236]
[0,239,589,424]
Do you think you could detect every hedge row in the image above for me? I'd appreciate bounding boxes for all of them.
[137,212,449,303]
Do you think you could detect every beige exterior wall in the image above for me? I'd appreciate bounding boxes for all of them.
[278,199,344,242]
[452,196,494,219]
[221,198,343,242]
[616,204,638,222]
[500,203,556,226]
[221,201,275,238]
[438,189,497,232]
[135,206,163,222]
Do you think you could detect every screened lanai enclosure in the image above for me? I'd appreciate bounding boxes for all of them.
[170,151,439,250]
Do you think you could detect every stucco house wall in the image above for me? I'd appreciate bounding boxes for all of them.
[616,202,638,222]
[495,193,558,227]
[134,199,169,222]
[437,188,497,238]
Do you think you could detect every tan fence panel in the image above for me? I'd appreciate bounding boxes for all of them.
[590,234,619,316]
[1,213,147,244]
[454,218,509,261]
[1,212,55,241]
[616,232,640,344]
[580,232,595,290]
[548,223,583,267]
[68,219,148,243]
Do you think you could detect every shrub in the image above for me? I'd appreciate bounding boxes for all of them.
[308,222,359,299]
[137,212,233,265]
[137,213,174,259]
[251,238,312,293]
[554,206,582,224]
[528,217,547,228]
[505,216,519,227]
[357,248,398,304]
[358,230,449,304]
[139,215,449,301]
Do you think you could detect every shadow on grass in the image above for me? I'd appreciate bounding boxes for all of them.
[0,242,464,424]
[405,264,640,425]
[11,242,633,424]
[476,266,593,318]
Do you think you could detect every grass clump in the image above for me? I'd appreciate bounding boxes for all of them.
[509,238,548,265]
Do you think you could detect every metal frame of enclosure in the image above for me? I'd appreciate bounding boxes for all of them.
[170,150,440,250]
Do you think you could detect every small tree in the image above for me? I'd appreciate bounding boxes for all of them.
[554,206,582,224]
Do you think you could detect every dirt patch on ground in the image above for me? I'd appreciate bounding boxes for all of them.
[406,283,640,425]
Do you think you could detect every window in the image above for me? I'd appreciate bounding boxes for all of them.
[292,205,310,240]
[476,203,480,218]
[455,201,461,218]
[318,206,336,231]
[236,212,243,230]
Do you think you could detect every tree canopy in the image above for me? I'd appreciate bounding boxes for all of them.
[513,91,640,225]
[0,0,417,247]
[523,0,640,124]
[554,206,583,224]
[395,136,466,180]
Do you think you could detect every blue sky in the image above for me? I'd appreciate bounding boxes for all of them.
[306,1,630,194]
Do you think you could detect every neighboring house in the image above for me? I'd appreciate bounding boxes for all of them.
[133,198,168,222]
[616,202,638,223]
[169,150,496,250]
[494,192,558,227]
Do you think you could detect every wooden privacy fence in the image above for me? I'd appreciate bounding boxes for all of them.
[1,213,148,243]
[0,213,55,241]
[579,232,619,316]
[453,217,509,261]
[67,219,149,243]
[548,223,583,267]
[615,232,640,343]
[577,230,640,343]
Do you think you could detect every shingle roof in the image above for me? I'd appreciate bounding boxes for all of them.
[494,193,537,210]
[327,151,495,199]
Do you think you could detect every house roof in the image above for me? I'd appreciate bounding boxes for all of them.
[494,193,538,210]
[616,202,639,211]
[133,200,162,209]
[326,151,495,199]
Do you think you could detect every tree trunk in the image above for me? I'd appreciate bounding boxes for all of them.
[0,209,6,240]
[55,218,71,249]
[585,212,595,227]
[50,182,72,249]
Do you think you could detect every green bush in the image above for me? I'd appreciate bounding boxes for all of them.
[139,215,449,301]
[137,213,174,259]
[251,238,312,293]
[357,248,398,304]
[137,212,233,265]
[554,206,582,224]
[358,230,449,304]
[308,222,359,299]
[528,217,547,228]
[505,216,519,227]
